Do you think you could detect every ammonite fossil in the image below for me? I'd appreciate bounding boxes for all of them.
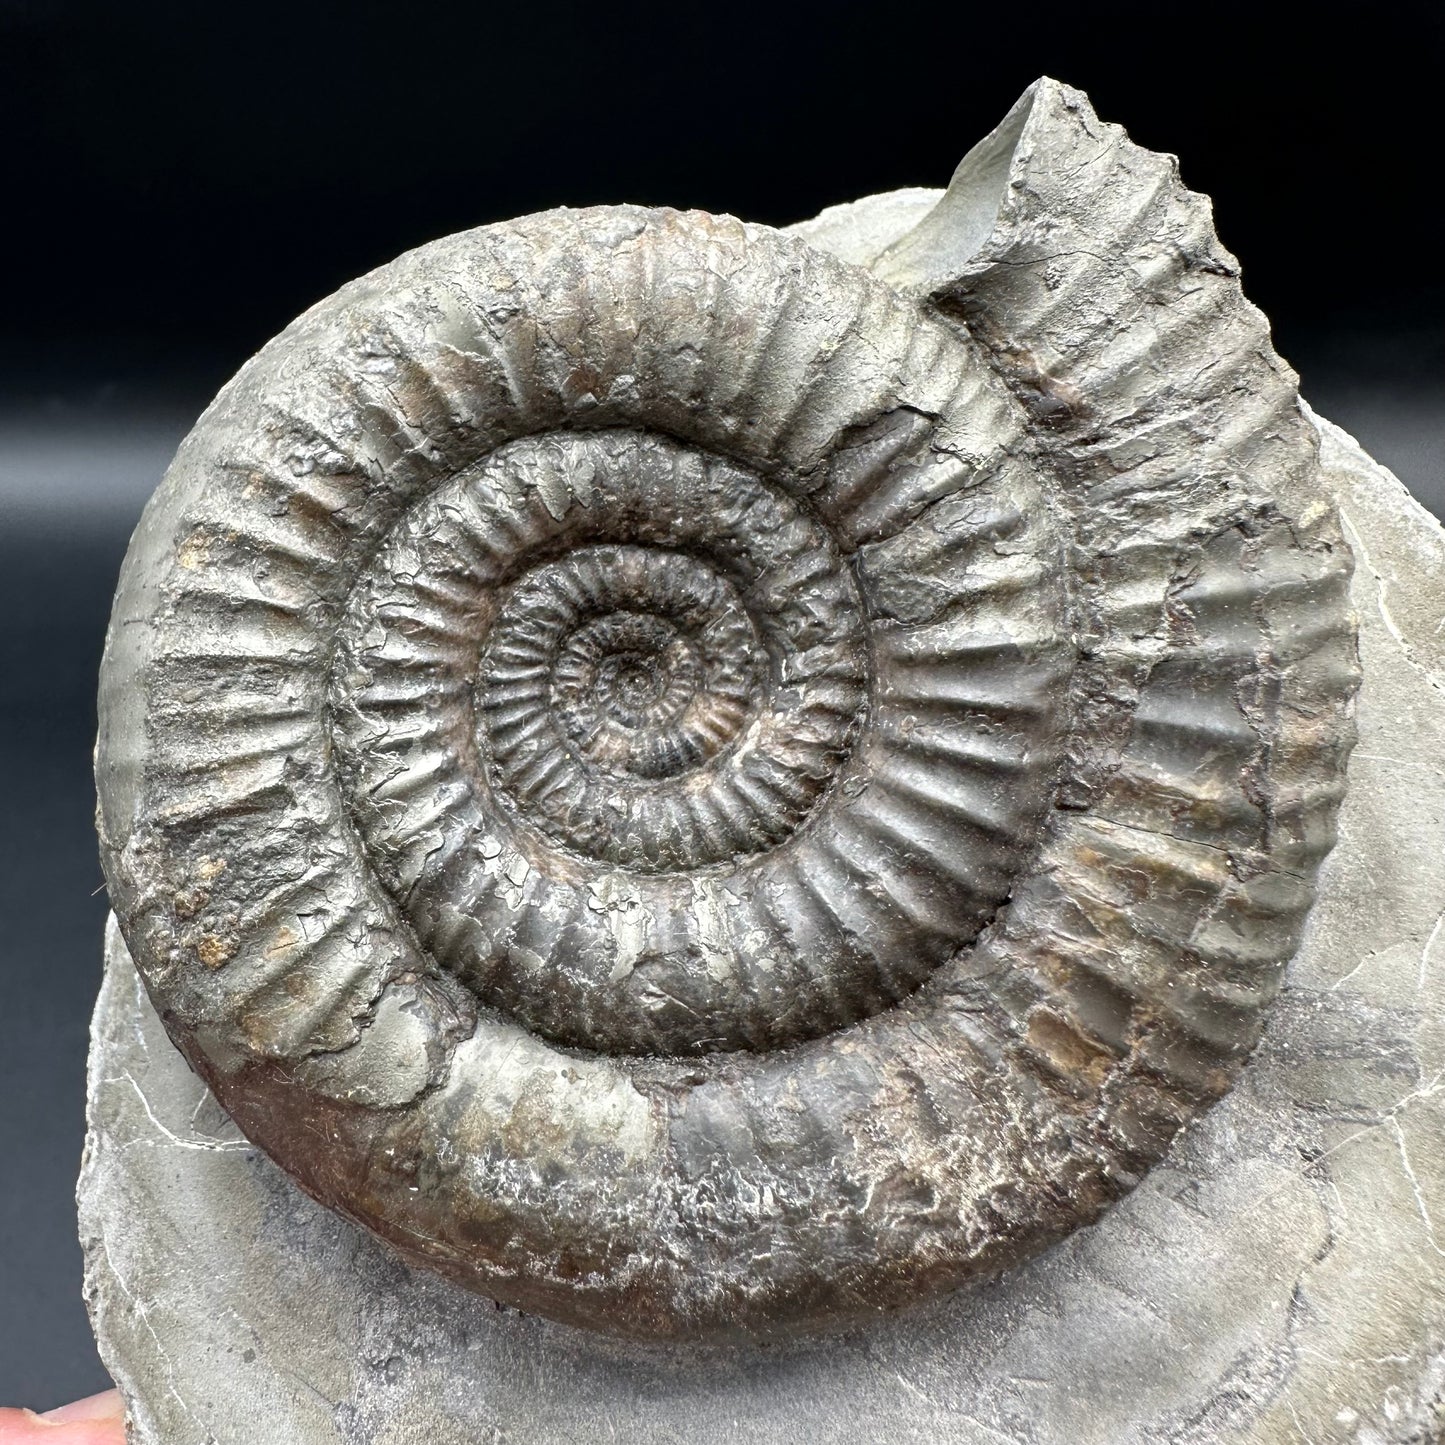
[96,78,1359,1342]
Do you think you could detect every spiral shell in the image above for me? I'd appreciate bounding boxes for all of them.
[96,79,1359,1341]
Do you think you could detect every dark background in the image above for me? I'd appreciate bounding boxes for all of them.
[2,0,1441,1411]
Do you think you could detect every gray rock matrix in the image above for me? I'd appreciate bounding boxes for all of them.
[81,412,1445,1443]
[82,78,1443,1440]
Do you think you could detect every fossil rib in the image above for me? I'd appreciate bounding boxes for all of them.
[95,78,1358,1341]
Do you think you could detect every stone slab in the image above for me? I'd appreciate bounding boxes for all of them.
[79,409,1445,1444]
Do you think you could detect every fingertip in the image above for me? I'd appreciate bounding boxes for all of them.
[0,1391,126,1443]
[40,1391,124,1425]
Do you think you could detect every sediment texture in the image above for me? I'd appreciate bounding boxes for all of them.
[81,413,1442,1444]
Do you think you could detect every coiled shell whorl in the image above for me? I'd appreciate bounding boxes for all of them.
[96,78,1359,1341]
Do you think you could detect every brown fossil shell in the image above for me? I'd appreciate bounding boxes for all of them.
[95,79,1359,1342]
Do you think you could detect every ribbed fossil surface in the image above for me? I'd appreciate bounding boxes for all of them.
[95,79,1359,1341]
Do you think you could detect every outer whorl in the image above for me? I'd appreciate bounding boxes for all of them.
[96,79,1359,1341]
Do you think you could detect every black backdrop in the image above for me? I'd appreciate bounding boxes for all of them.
[2,0,1442,1410]
[6,0,1445,392]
